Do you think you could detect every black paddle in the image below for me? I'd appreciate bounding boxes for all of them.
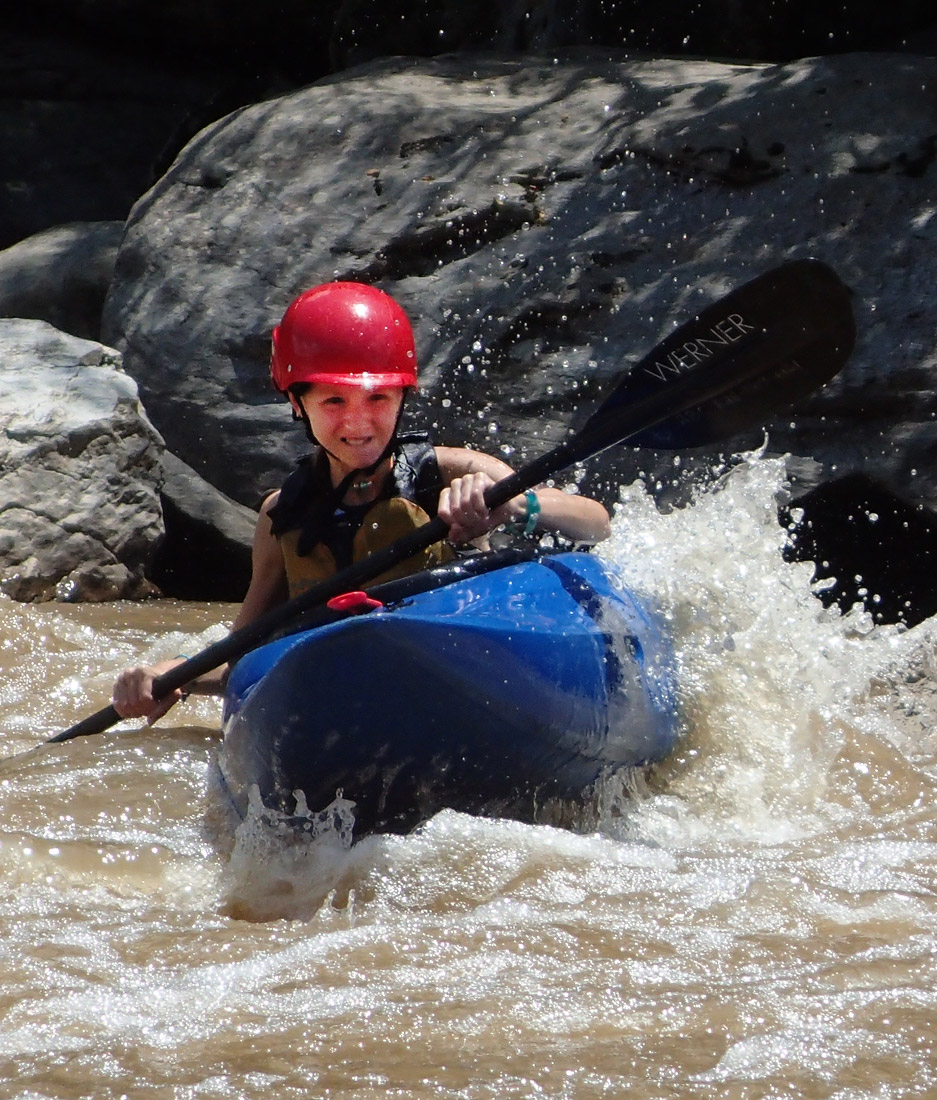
[48,257,855,744]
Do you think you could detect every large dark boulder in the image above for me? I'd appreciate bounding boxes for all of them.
[101,52,937,520]
[785,475,937,627]
[149,453,255,602]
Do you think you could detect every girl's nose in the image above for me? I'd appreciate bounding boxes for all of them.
[341,402,371,430]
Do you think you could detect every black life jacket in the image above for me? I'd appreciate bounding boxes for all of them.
[268,433,456,596]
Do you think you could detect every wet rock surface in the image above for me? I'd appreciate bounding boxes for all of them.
[0,320,164,601]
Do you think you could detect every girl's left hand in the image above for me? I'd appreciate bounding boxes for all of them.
[437,472,516,544]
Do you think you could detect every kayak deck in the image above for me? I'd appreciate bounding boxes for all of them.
[218,551,679,837]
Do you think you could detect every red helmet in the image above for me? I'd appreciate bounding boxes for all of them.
[270,282,418,393]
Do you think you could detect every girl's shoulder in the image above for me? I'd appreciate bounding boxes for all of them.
[259,488,281,515]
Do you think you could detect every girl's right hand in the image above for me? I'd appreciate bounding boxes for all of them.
[112,659,188,724]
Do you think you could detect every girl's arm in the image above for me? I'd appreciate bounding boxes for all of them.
[435,446,611,546]
[228,492,290,633]
[111,493,289,721]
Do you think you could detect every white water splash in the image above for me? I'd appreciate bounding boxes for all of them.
[602,449,937,847]
[220,785,358,920]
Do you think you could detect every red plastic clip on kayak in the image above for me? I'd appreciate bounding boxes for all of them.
[326,591,384,614]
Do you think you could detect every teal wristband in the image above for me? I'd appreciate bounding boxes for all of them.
[523,490,541,536]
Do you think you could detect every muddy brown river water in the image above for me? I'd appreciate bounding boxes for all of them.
[1,456,936,1099]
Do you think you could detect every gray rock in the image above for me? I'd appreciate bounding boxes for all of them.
[0,222,124,341]
[149,452,256,601]
[0,319,164,601]
[101,51,937,515]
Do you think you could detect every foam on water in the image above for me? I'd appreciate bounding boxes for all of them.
[220,786,358,921]
[601,449,937,846]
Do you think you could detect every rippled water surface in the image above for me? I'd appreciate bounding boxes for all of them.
[2,455,937,1099]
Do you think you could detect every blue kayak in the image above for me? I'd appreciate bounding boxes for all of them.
[218,550,679,838]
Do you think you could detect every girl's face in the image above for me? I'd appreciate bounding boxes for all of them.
[297,383,403,476]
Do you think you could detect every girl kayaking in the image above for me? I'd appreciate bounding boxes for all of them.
[113,281,610,722]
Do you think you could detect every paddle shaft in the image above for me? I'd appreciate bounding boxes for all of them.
[47,445,571,742]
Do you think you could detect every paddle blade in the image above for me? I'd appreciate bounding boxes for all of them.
[578,258,855,453]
